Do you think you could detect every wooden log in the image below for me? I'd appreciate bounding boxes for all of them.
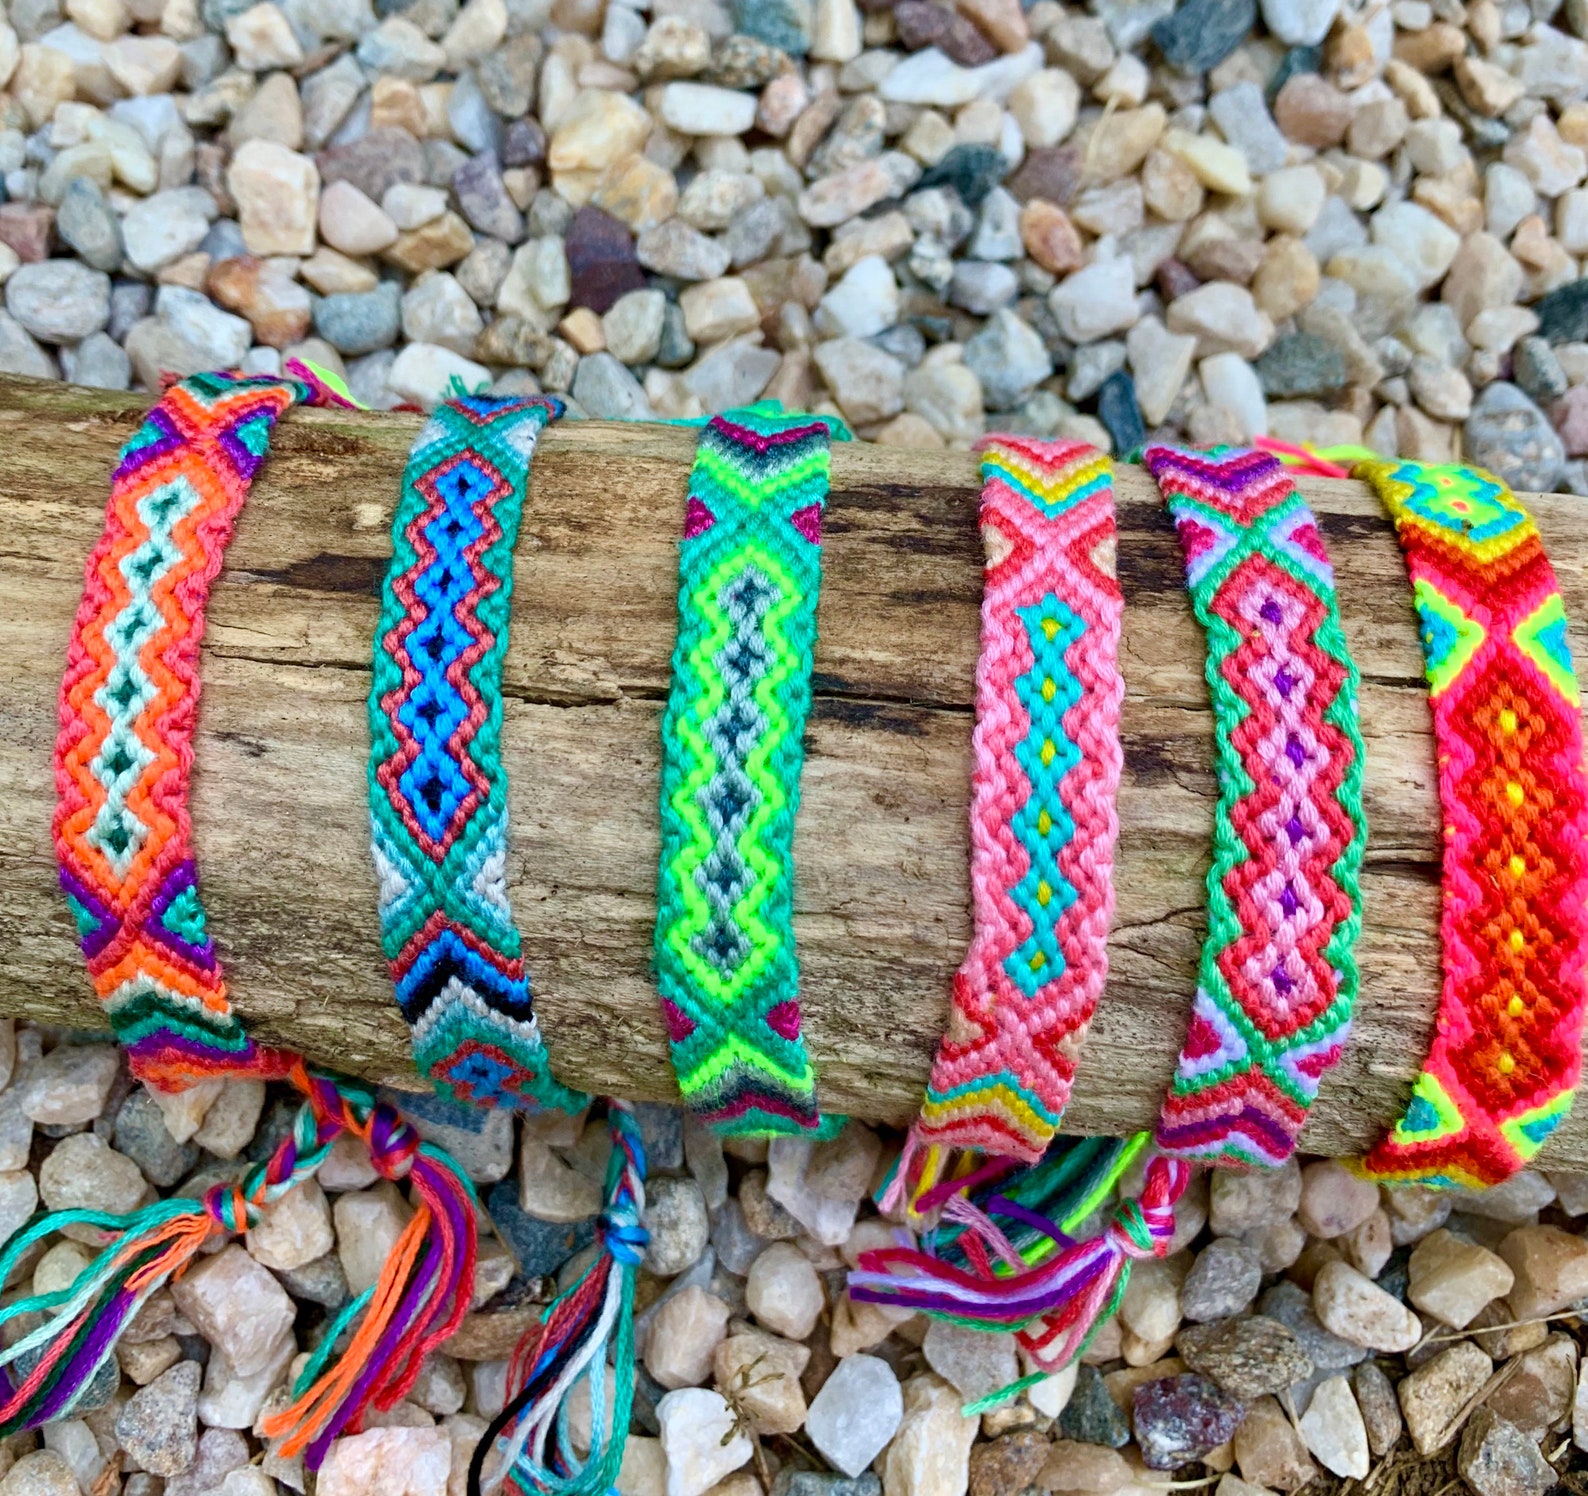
[1,375,1585,1165]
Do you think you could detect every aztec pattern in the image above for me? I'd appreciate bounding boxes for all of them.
[1356,459,1588,1188]
[913,437,1124,1164]
[54,372,316,1091]
[655,407,839,1135]
[1145,445,1367,1170]
[368,394,585,1115]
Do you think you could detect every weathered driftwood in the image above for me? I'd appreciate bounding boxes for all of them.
[1,375,1585,1165]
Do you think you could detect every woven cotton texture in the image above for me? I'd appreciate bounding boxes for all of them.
[368,394,584,1116]
[1355,459,1588,1188]
[655,408,836,1136]
[915,437,1124,1164]
[1145,444,1367,1170]
[54,371,313,1091]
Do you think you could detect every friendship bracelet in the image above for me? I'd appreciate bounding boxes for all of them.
[48,371,477,1465]
[55,371,320,1088]
[1354,458,1588,1187]
[1145,444,1367,1169]
[368,394,585,1116]
[655,406,845,1136]
[911,438,1124,1166]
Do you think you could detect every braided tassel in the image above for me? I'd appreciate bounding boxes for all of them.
[0,1068,477,1471]
[850,1154,1187,1374]
[469,1104,647,1496]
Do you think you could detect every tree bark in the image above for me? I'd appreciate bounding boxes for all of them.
[1,376,1584,1165]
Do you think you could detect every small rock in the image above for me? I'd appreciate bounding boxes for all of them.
[1498,1223,1588,1318]
[191,1080,265,1160]
[964,306,1052,409]
[315,282,402,356]
[637,218,733,281]
[747,1241,824,1340]
[657,1388,752,1496]
[658,80,757,136]
[970,1431,1050,1496]
[1297,1374,1369,1479]
[1486,1334,1577,1441]
[1177,1316,1312,1400]
[116,1360,200,1477]
[114,1085,199,1188]
[1133,1374,1246,1471]
[882,1373,980,1496]
[1459,1407,1554,1496]
[247,1177,334,1272]
[1407,1229,1515,1330]
[1355,1361,1403,1458]
[40,1131,146,1216]
[19,1044,119,1125]
[807,1353,903,1477]
[814,335,905,424]
[715,1329,809,1435]
[1200,351,1268,440]
[1152,0,1254,74]
[1257,332,1348,398]
[1209,1159,1302,1235]
[1538,278,1588,343]
[1313,1262,1421,1353]
[0,1453,81,1496]
[923,1319,1020,1403]
[1399,1341,1493,1455]
[644,1286,730,1390]
[1299,1162,1381,1240]
[1166,282,1273,359]
[1464,382,1567,494]
[1059,1365,1132,1448]
[171,1244,296,1378]
[1038,1440,1130,1493]
[317,1425,452,1496]
[228,139,318,256]
[643,1176,710,1277]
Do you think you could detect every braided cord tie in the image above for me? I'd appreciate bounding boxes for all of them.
[906,438,1124,1173]
[1354,459,1588,1188]
[655,407,844,1137]
[1146,443,1367,1168]
[369,394,585,1115]
[54,371,322,1089]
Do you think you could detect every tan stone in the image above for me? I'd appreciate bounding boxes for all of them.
[1019,199,1083,274]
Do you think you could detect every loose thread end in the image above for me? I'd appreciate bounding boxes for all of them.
[469,1102,648,1496]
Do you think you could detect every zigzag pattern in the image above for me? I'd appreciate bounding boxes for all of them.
[54,372,315,1090]
[656,408,840,1136]
[368,395,584,1115]
[1145,445,1366,1169]
[1356,459,1588,1187]
[914,437,1124,1163]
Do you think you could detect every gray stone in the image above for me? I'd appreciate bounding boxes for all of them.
[18,1045,119,1125]
[1260,1281,1369,1371]
[923,1320,1019,1403]
[1208,83,1289,175]
[1538,279,1588,343]
[1514,335,1568,404]
[948,260,1020,315]
[657,300,695,368]
[452,150,522,243]
[1257,332,1349,398]
[314,281,402,355]
[486,1177,597,1278]
[964,308,1053,411]
[731,0,810,54]
[969,186,1023,261]
[276,1249,351,1309]
[63,331,131,391]
[6,259,109,343]
[1458,1408,1555,1496]
[55,178,122,272]
[115,1361,201,1478]
[772,1474,882,1496]
[1153,0,1256,73]
[643,1175,710,1277]
[637,218,732,281]
[1260,0,1340,43]
[1182,1237,1263,1322]
[709,1197,765,1276]
[571,350,655,419]
[1464,381,1566,493]
[156,285,251,369]
[115,1086,200,1189]
[683,339,780,412]
[393,1089,513,1183]
[603,287,666,364]
[1059,1364,1132,1447]
[633,1103,685,1173]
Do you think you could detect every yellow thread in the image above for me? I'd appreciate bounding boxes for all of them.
[1038,809,1053,836]
[1509,929,1525,952]
[1042,617,1059,640]
[1510,854,1527,879]
[1509,995,1525,1017]
[1041,740,1056,766]
[1041,678,1056,703]
[1506,781,1524,807]
[1499,1053,1515,1075]
[1501,709,1518,733]
[1030,951,1046,971]
[1037,880,1052,906]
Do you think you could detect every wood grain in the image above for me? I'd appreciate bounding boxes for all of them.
[2,376,1585,1165]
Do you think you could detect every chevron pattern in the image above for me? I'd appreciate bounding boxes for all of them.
[368,395,584,1115]
[913,437,1124,1164]
[1145,446,1366,1169]
[1356,460,1588,1187]
[656,408,842,1136]
[54,372,315,1090]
